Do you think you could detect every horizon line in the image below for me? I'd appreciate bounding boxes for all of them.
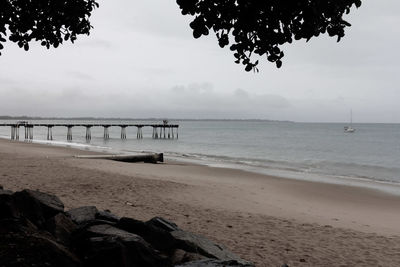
[0,115,399,124]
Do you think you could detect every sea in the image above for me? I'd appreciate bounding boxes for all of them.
[1,119,400,194]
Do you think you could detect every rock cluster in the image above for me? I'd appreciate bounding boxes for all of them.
[0,188,254,267]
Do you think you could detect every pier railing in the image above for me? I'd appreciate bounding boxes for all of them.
[0,122,179,141]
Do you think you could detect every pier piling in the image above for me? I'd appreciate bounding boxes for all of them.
[24,126,28,140]
[47,126,53,140]
[120,126,127,139]
[85,126,92,140]
[67,126,73,141]
[136,126,143,139]
[11,126,18,140]
[24,125,33,140]
[103,126,110,140]
[29,126,33,140]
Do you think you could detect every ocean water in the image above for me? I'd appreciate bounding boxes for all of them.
[1,119,400,193]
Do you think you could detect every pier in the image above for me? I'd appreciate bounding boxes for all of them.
[0,121,179,141]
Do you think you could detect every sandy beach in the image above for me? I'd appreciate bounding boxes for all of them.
[1,139,400,266]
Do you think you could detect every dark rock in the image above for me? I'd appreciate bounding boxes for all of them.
[76,224,170,267]
[81,219,118,229]
[85,224,146,240]
[96,210,120,223]
[117,217,177,251]
[82,235,170,267]
[0,185,3,189]
[0,189,255,267]
[171,230,251,265]
[147,216,180,232]
[0,234,81,267]
[281,264,290,267]
[0,219,80,267]
[67,206,98,224]
[46,213,78,246]
[175,259,255,267]
[0,217,38,235]
[18,189,64,214]
[119,217,251,265]
[171,249,206,265]
[116,217,147,235]
[0,190,18,219]
[0,189,12,195]
[12,189,64,227]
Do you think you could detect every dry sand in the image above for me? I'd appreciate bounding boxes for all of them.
[1,138,400,266]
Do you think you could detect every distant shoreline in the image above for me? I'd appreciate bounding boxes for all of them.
[2,116,400,124]
[0,116,292,123]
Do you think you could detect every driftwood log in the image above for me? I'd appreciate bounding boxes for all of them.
[75,153,164,163]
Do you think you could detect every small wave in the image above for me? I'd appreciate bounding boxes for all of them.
[0,136,113,153]
[163,150,400,188]
[32,139,110,151]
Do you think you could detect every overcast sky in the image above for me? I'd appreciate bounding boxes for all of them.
[0,1,399,122]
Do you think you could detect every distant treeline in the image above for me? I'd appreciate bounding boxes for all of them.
[0,115,291,123]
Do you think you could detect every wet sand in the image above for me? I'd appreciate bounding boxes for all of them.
[1,139,400,266]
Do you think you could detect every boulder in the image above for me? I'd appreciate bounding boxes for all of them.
[146,216,180,232]
[0,217,38,235]
[0,189,18,219]
[0,189,12,195]
[17,189,64,214]
[175,259,255,267]
[0,233,81,267]
[171,230,251,265]
[117,217,177,251]
[116,217,148,235]
[46,213,78,246]
[0,189,255,267]
[96,210,120,223]
[0,184,3,189]
[67,206,98,224]
[67,207,119,225]
[171,249,206,265]
[0,219,80,267]
[12,189,64,227]
[76,224,170,267]
[85,224,146,239]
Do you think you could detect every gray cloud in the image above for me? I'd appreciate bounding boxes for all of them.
[67,71,95,81]
[78,39,113,49]
[161,84,291,119]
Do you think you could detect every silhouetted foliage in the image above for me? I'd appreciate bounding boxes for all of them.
[177,0,362,71]
[0,0,362,72]
[0,0,99,55]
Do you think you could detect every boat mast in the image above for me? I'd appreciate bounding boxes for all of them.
[350,109,353,126]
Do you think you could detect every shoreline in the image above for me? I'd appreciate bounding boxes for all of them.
[3,136,400,197]
[1,138,400,265]
[169,154,400,197]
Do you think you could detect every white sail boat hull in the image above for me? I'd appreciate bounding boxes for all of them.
[344,126,355,133]
[344,110,356,133]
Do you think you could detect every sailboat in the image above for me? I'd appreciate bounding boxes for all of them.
[344,110,355,133]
